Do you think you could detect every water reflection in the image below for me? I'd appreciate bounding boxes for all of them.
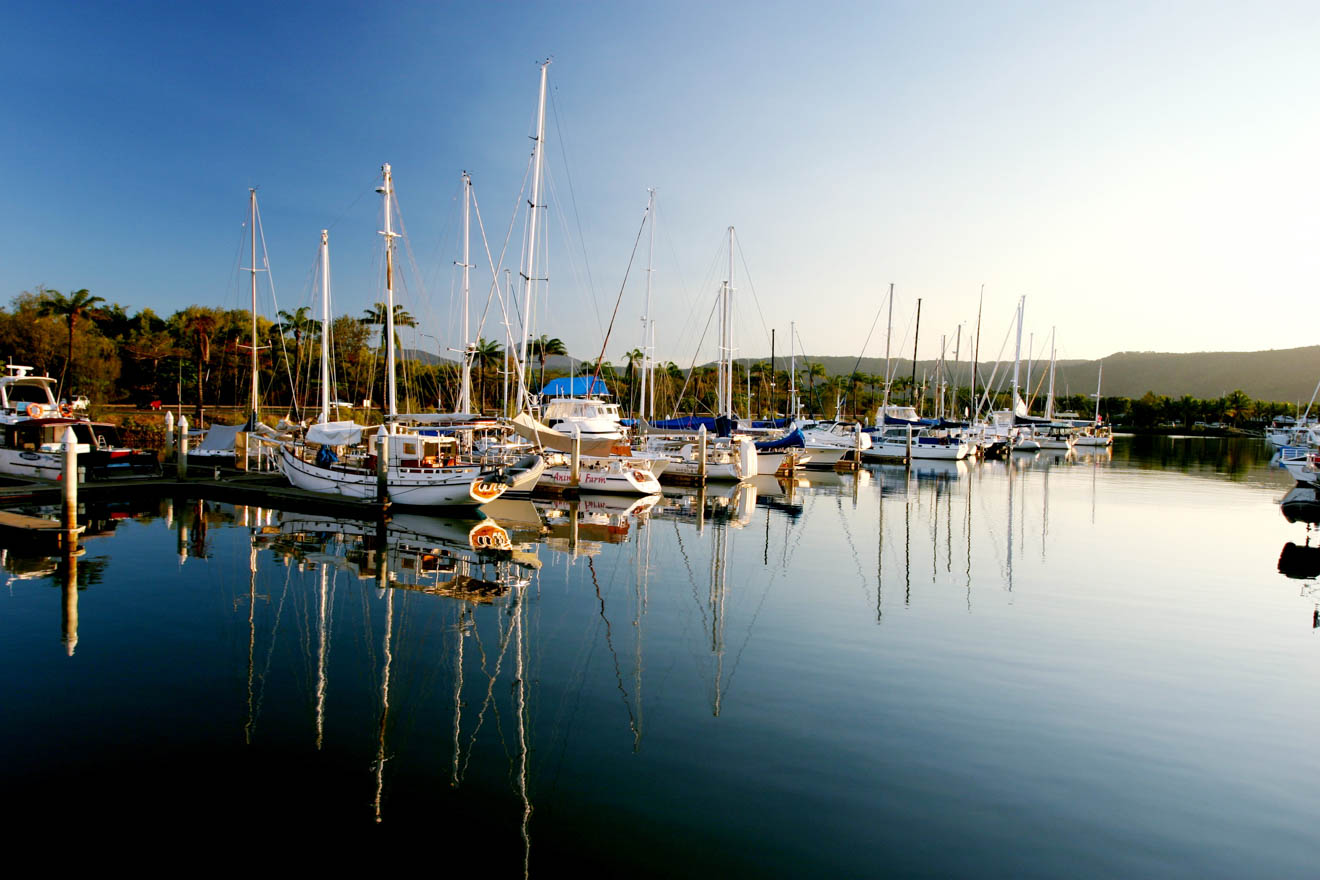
[6,438,1320,876]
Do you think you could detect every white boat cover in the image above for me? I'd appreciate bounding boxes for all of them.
[196,422,243,453]
[305,420,369,447]
[510,413,619,457]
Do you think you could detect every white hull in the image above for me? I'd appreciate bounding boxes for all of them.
[802,446,848,468]
[538,455,662,495]
[279,445,506,507]
[863,440,970,461]
[660,459,744,481]
[0,447,65,479]
[755,450,809,473]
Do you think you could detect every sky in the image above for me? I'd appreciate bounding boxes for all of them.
[3,0,1319,367]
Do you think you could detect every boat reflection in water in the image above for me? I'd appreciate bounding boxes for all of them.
[259,508,541,835]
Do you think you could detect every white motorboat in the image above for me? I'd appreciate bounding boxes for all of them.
[0,417,160,480]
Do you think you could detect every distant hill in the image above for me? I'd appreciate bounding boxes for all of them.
[733,347,1320,402]
[410,345,1320,403]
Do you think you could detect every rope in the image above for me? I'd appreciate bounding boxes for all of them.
[588,203,650,397]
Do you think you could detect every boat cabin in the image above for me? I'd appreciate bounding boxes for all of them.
[387,433,465,470]
[0,365,58,417]
[543,398,622,424]
[5,419,98,453]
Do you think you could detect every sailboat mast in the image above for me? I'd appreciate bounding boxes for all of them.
[249,188,259,428]
[640,188,655,421]
[882,282,893,411]
[1026,331,1034,411]
[789,320,797,419]
[319,230,330,423]
[380,163,398,425]
[728,226,735,418]
[953,324,962,418]
[1046,327,1056,421]
[1011,295,1024,411]
[1094,362,1104,426]
[459,172,473,414]
[517,61,550,414]
[910,298,922,413]
[719,226,735,419]
[972,285,983,421]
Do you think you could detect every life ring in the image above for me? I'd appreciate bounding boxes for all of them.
[26,403,41,418]
[60,404,73,418]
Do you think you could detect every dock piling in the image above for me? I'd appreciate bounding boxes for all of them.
[177,416,189,479]
[570,427,581,486]
[697,425,707,483]
[164,411,175,458]
[61,427,77,534]
[375,427,389,506]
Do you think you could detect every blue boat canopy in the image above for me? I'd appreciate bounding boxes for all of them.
[540,376,612,397]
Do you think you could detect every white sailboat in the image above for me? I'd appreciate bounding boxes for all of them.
[1073,361,1114,448]
[277,168,509,507]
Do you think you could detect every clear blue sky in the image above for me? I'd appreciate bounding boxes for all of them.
[4,0,1318,367]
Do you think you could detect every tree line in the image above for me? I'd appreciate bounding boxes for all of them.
[0,289,1298,430]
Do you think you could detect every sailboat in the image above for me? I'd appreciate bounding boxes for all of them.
[276,167,509,507]
[1072,361,1114,448]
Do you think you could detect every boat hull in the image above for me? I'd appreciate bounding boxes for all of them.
[279,446,506,507]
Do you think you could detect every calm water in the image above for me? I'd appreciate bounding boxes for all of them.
[4,437,1317,876]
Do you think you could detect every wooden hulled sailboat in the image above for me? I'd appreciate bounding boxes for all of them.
[276,167,509,507]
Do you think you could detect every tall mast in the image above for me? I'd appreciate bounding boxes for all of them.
[517,61,550,413]
[640,189,655,421]
[319,230,331,423]
[249,189,259,429]
[1046,327,1057,420]
[1094,361,1104,426]
[1011,295,1025,412]
[910,298,922,413]
[972,286,983,421]
[882,282,894,412]
[726,226,735,418]
[953,324,962,418]
[379,163,398,425]
[1025,331,1034,411]
[459,172,473,414]
[789,320,797,419]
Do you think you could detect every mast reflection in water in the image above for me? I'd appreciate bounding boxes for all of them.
[3,437,1320,878]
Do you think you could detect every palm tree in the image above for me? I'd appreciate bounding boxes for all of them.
[472,337,503,412]
[526,335,567,393]
[807,362,826,416]
[180,308,219,419]
[359,303,417,353]
[1223,389,1253,427]
[621,348,644,416]
[277,306,314,410]
[37,288,105,400]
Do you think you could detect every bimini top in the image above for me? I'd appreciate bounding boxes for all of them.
[539,376,611,397]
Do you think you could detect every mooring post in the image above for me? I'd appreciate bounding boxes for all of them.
[61,427,77,535]
[906,424,913,470]
[570,426,581,487]
[177,416,189,479]
[61,544,78,657]
[164,410,175,459]
[375,427,389,506]
[697,424,708,484]
[854,423,862,469]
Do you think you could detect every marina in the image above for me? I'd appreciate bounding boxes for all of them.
[4,435,1319,875]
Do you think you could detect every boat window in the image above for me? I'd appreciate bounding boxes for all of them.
[8,384,51,405]
[402,442,417,457]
